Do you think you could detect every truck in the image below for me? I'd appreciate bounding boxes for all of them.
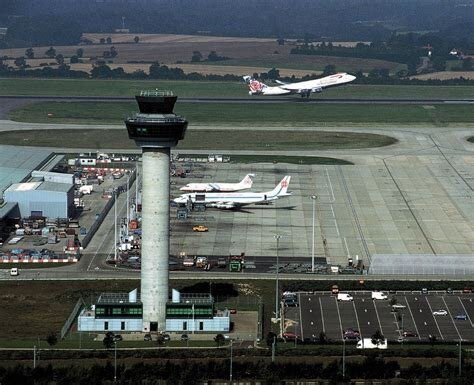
[337,293,353,302]
[356,338,387,350]
[372,291,388,300]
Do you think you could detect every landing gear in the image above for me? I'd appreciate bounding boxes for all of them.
[300,91,311,98]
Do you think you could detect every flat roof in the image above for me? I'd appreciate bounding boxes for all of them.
[6,181,72,193]
[0,146,52,194]
[97,292,141,305]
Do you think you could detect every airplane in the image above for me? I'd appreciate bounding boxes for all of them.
[180,174,255,192]
[243,72,356,98]
[174,176,291,209]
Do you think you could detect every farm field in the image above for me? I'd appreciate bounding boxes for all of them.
[1,78,473,100]
[8,101,474,126]
[0,128,397,151]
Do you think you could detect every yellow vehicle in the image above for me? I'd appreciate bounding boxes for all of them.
[193,225,209,232]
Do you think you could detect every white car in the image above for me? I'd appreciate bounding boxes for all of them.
[432,310,448,316]
[391,304,406,309]
[10,268,18,276]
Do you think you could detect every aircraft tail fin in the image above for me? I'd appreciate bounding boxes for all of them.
[267,176,291,198]
[238,173,255,188]
[244,75,266,95]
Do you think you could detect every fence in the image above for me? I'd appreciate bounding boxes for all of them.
[60,297,86,339]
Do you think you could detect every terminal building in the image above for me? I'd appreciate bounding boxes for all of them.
[78,289,230,333]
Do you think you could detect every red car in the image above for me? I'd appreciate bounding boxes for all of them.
[283,332,300,340]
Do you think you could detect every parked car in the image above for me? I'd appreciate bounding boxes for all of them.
[113,334,123,341]
[181,334,189,341]
[462,287,472,294]
[144,333,152,341]
[282,332,299,340]
[402,331,418,337]
[10,268,18,276]
[432,309,448,316]
[372,291,388,300]
[454,314,468,321]
[421,288,428,294]
[391,304,407,309]
[161,333,170,341]
[446,287,453,294]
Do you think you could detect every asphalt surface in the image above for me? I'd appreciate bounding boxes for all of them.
[1,95,474,105]
[284,291,474,342]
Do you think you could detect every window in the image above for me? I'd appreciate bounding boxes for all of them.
[121,321,125,331]
[183,322,187,331]
[104,322,109,331]
[199,322,204,331]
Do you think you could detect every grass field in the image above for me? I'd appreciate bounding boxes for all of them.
[229,155,353,165]
[0,129,397,151]
[8,101,474,126]
[1,78,474,100]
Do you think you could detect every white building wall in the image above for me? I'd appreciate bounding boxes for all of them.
[78,315,143,332]
[166,316,230,332]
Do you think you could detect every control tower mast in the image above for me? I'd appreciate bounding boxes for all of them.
[125,90,188,332]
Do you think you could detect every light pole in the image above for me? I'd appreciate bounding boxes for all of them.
[274,234,282,320]
[459,338,462,376]
[229,339,233,382]
[342,337,346,379]
[126,173,130,236]
[114,191,118,261]
[311,195,316,273]
[114,340,117,383]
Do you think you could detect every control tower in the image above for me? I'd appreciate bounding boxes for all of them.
[125,90,188,332]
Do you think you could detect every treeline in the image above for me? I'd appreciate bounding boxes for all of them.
[0,356,472,384]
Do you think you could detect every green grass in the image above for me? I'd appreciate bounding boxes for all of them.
[8,101,474,126]
[229,155,353,165]
[0,128,396,151]
[1,78,473,99]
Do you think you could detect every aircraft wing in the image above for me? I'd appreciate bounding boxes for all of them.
[274,80,288,85]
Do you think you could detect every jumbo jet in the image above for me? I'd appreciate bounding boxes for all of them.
[174,176,291,209]
[180,174,255,192]
[243,72,356,98]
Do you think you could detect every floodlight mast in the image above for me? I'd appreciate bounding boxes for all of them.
[125,90,188,332]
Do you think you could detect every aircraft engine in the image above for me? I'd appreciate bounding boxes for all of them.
[312,87,323,93]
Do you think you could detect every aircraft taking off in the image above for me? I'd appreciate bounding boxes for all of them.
[174,176,291,209]
[243,72,356,98]
[180,174,255,192]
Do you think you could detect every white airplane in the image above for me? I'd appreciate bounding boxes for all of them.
[174,176,291,209]
[180,174,255,192]
[243,72,356,98]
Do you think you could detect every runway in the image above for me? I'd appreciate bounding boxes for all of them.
[1,95,473,105]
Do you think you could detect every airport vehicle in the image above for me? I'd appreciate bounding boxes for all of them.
[173,176,291,209]
[372,291,388,300]
[356,338,388,350]
[180,174,255,192]
[402,331,417,337]
[10,268,18,276]
[243,72,356,98]
[432,309,448,316]
[337,293,353,301]
[193,225,209,232]
[454,314,467,320]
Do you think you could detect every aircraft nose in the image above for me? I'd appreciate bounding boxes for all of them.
[348,75,357,82]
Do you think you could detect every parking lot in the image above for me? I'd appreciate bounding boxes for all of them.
[283,291,474,343]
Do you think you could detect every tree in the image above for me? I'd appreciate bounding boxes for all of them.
[207,51,219,61]
[191,51,202,62]
[322,64,336,76]
[431,56,446,71]
[70,55,79,64]
[45,47,56,58]
[103,332,114,349]
[110,46,118,58]
[134,36,140,44]
[46,331,58,346]
[267,67,280,79]
[214,334,226,346]
[25,48,34,59]
[14,57,26,68]
[99,38,105,44]
[91,64,114,78]
[103,50,111,58]
[106,36,112,44]
[76,48,84,58]
[55,54,64,65]
[371,330,385,347]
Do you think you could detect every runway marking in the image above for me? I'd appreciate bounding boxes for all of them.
[319,297,326,333]
[425,296,444,340]
[325,168,336,203]
[442,296,461,340]
[404,296,421,340]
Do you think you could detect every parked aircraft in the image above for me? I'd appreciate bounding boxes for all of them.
[180,174,255,192]
[243,72,356,98]
[174,176,291,209]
